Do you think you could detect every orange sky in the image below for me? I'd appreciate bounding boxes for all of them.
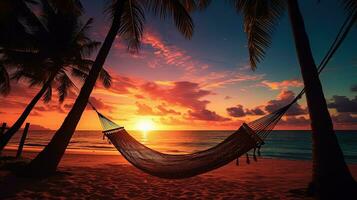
[0,69,354,131]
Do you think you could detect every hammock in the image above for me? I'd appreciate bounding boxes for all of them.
[92,102,287,179]
[103,123,260,179]
[84,14,354,179]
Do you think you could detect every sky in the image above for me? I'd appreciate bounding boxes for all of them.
[0,0,356,130]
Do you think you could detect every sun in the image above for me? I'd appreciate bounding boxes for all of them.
[136,119,155,132]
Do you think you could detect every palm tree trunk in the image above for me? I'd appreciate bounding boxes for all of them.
[287,0,356,199]
[0,78,52,152]
[25,5,124,176]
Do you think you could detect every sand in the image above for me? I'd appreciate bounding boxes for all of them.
[1,150,357,200]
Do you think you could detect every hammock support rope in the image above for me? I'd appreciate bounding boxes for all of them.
[77,13,355,179]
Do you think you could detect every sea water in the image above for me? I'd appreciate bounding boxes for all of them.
[6,130,357,163]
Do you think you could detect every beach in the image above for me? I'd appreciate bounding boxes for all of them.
[1,149,357,200]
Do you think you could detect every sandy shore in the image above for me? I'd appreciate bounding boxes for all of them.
[1,150,357,200]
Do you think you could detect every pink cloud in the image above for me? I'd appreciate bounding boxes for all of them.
[200,71,264,88]
[141,81,211,110]
[142,30,207,73]
[96,73,138,95]
[262,79,303,90]
[140,81,228,121]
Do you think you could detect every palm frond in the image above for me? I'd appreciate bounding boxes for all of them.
[57,73,74,103]
[11,68,45,86]
[146,0,194,39]
[197,0,211,9]
[0,0,42,49]
[119,0,145,52]
[180,0,197,12]
[74,18,95,44]
[43,84,52,103]
[233,0,285,70]
[71,68,87,80]
[0,62,10,95]
[99,68,112,88]
[80,41,101,57]
[341,0,357,18]
[48,0,83,15]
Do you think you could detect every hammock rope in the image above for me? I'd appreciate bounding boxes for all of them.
[71,13,355,179]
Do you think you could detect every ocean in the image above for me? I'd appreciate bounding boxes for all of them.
[6,130,357,163]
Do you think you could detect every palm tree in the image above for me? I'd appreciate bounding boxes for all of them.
[0,0,41,96]
[0,0,74,102]
[25,0,200,176]
[230,0,356,198]
[0,0,111,152]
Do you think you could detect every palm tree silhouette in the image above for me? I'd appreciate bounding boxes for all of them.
[229,0,356,198]
[0,0,111,152]
[0,0,40,95]
[26,0,204,176]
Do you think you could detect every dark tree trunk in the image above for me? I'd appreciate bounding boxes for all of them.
[0,79,51,152]
[25,5,124,176]
[287,0,356,199]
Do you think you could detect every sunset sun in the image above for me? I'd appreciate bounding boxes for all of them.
[136,119,155,132]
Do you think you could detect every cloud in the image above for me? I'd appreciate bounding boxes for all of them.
[332,113,357,124]
[227,105,245,117]
[136,102,157,116]
[199,71,264,89]
[265,90,306,116]
[142,31,205,73]
[224,96,232,100]
[262,79,303,90]
[134,94,145,99]
[157,104,181,115]
[89,97,115,111]
[27,124,51,131]
[0,99,28,108]
[34,104,66,114]
[141,81,211,110]
[246,107,266,115]
[7,82,37,97]
[278,114,357,129]
[227,105,266,117]
[99,73,138,95]
[328,96,357,114]
[278,116,310,128]
[158,116,188,126]
[63,97,115,113]
[140,81,229,121]
[188,109,230,122]
[351,85,357,92]
[136,102,181,116]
